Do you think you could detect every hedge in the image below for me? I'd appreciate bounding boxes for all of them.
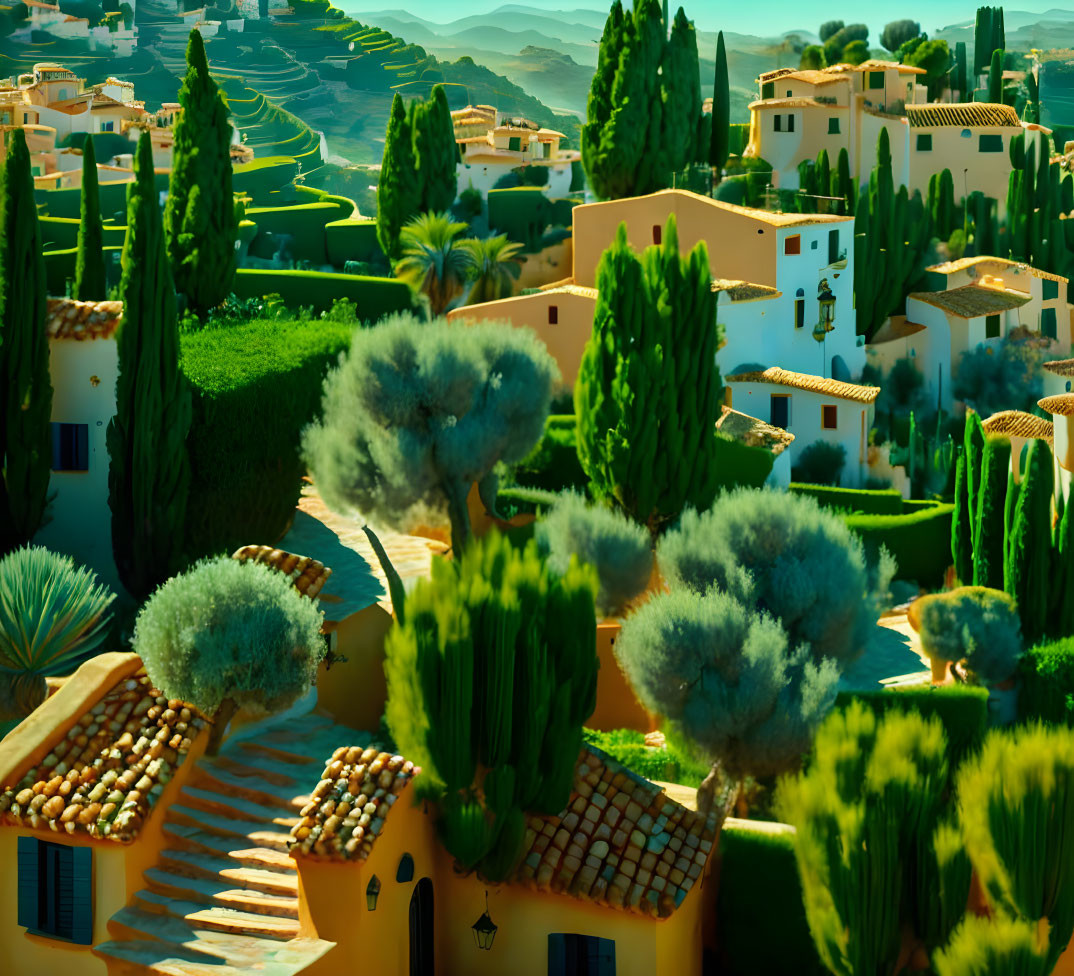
[35,172,168,220]
[581,728,708,787]
[714,435,774,491]
[325,218,385,267]
[245,201,346,263]
[487,187,576,250]
[1019,637,1074,725]
[232,156,301,204]
[495,486,560,520]
[716,824,827,976]
[512,414,586,493]
[294,184,357,220]
[39,217,126,252]
[43,247,123,296]
[844,503,954,588]
[232,269,412,319]
[835,685,989,766]
[789,483,906,515]
[180,318,354,561]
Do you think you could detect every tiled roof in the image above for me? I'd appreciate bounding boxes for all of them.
[231,545,331,599]
[982,410,1054,441]
[0,671,205,842]
[1039,394,1074,417]
[702,194,848,227]
[1044,359,1074,377]
[869,316,928,343]
[905,102,1021,128]
[516,746,717,918]
[758,68,847,86]
[845,58,925,74]
[749,97,831,109]
[927,255,1068,283]
[712,279,781,301]
[717,405,795,455]
[289,747,416,860]
[908,284,1030,318]
[45,297,122,340]
[725,366,880,404]
[542,283,600,300]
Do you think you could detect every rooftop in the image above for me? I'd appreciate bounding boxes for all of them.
[926,255,1068,284]
[908,283,1031,318]
[712,279,781,302]
[231,545,332,600]
[982,410,1054,441]
[749,97,837,110]
[869,315,928,344]
[1044,359,1074,377]
[905,102,1021,128]
[1039,393,1074,417]
[45,297,122,340]
[725,366,880,404]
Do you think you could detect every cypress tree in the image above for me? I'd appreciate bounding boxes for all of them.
[710,30,729,172]
[952,449,974,585]
[973,435,1011,589]
[1052,491,1074,636]
[965,410,985,550]
[581,0,623,196]
[107,133,192,600]
[376,93,420,263]
[988,48,1004,103]
[973,6,992,77]
[658,7,701,183]
[74,136,106,301]
[953,41,968,98]
[413,84,457,215]
[0,128,51,554]
[1004,438,1054,645]
[928,169,957,240]
[164,29,237,316]
[832,147,853,215]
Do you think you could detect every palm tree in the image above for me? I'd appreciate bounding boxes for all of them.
[394,212,472,317]
[461,234,525,305]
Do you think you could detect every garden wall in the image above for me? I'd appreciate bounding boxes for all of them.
[845,503,954,588]
[43,247,123,296]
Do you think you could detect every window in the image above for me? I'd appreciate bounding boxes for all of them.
[916,133,932,152]
[652,224,661,245]
[822,404,838,430]
[787,113,795,132]
[784,235,800,256]
[17,838,92,944]
[396,853,415,883]
[1043,278,1059,301]
[1042,307,1058,340]
[869,71,885,90]
[828,229,840,265]
[542,141,551,158]
[548,304,559,325]
[828,117,840,134]
[770,394,790,429]
[786,89,792,97]
[795,288,805,329]
[102,121,114,132]
[979,134,1003,153]
[508,136,521,152]
[986,314,1001,339]
[51,423,88,472]
[548,934,615,976]
[774,114,783,132]
[761,81,775,99]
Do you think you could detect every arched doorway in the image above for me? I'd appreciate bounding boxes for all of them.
[409,877,434,976]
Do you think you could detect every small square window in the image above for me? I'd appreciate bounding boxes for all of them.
[761,81,775,99]
[869,71,886,90]
[508,136,521,152]
[51,423,88,472]
[986,314,1001,339]
[774,114,783,132]
[979,134,1003,153]
[828,117,840,134]
[770,395,790,429]
[916,133,932,151]
[822,405,838,429]
[786,89,792,97]
[548,304,559,325]
[652,224,662,245]
[784,235,801,256]
[1043,279,1059,301]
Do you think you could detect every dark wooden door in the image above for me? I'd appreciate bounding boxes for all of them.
[409,877,434,976]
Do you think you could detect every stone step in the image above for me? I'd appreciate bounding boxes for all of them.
[161,823,296,874]
[238,741,321,766]
[93,938,249,976]
[207,753,302,789]
[188,766,307,813]
[143,868,299,919]
[176,786,300,828]
[157,850,298,897]
[165,804,294,853]
[133,889,300,940]
[229,847,296,874]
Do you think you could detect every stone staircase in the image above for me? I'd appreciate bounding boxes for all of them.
[93,710,366,976]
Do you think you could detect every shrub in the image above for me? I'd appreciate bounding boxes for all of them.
[132,556,325,752]
[658,489,894,668]
[615,587,840,814]
[845,503,954,589]
[245,202,346,264]
[953,333,1048,417]
[510,414,587,493]
[180,317,353,560]
[580,727,708,786]
[1019,637,1074,724]
[915,587,1023,684]
[0,547,115,720]
[933,914,1053,976]
[791,440,846,486]
[303,314,559,554]
[536,492,653,617]
[324,218,385,267]
[231,269,411,318]
[494,486,560,520]
[789,483,904,515]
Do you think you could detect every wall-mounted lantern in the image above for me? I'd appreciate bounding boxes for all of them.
[366,875,380,911]
[814,278,836,342]
[472,891,497,950]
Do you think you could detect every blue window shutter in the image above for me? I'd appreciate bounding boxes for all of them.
[69,846,93,944]
[548,933,566,975]
[17,836,41,931]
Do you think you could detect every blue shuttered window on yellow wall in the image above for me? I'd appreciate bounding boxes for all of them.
[18,836,93,944]
[548,933,616,975]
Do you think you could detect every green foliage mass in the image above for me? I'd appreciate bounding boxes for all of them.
[575,217,722,533]
[1019,637,1074,725]
[133,556,325,716]
[384,532,598,881]
[303,314,558,554]
[789,483,904,515]
[881,19,921,52]
[845,503,954,589]
[107,134,192,601]
[791,441,846,486]
[509,415,587,494]
[164,30,238,316]
[616,587,839,786]
[535,491,653,618]
[973,436,1010,589]
[1005,439,1053,645]
[710,31,730,169]
[74,137,106,302]
[658,489,894,668]
[0,547,115,721]
[916,587,1023,684]
[0,128,51,555]
[934,914,1053,976]
[973,5,1005,77]
[377,94,419,263]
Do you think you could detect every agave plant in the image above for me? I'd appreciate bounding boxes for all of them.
[0,547,116,719]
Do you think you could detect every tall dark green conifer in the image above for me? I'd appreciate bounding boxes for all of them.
[412,84,457,214]
[965,410,985,550]
[988,48,1004,103]
[74,136,106,301]
[108,133,191,600]
[164,29,237,316]
[377,93,421,262]
[952,449,973,585]
[710,30,729,172]
[0,128,51,554]
[1004,438,1053,645]
[973,435,1010,589]
[658,7,700,182]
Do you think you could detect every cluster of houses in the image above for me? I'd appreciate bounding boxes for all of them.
[9,0,138,56]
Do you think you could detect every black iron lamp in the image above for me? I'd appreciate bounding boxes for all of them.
[366,875,381,911]
[472,891,497,950]
[814,278,836,342]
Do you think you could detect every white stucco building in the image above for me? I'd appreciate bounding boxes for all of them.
[1038,391,1074,509]
[981,409,1055,485]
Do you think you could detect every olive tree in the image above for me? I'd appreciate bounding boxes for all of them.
[132,556,325,754]
[303,313,559,554]
[615,587,840,816]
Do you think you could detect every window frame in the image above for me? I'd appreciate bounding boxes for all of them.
[548,304,559,325]
[761,81,775,99]
[828,116,840,135]
[978,133,1003,153]
[822,404,838,430]
[17,837,92,945]
[770,394,790,429]
[508,136,522,152]
[784,234,801,256]
[1041,306,1058,340]
[548,933,616,976]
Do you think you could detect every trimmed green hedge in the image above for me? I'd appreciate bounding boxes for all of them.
[35,173,168,220]
[180,318,354,561]
[1019,637,1074,725]
[789,483,905,515]
[716,824,827,976]
[487,187,576,250]
[836,684,989,765]
[232,269,412,319]
[495,486,560,520]
[232,156,301,204]
[714,435,774,491]
[582,728,708,787]
[512,414,586,493]
[246,202,345,263]
[325,219,385,267]
[844,503,954,588]
[39,217,126,252]
[43,247,123,295]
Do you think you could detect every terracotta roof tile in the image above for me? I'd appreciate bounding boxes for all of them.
[982,410,1054,441]
[0,671,205,842]
[289,747,416,860]
[927,255,1068,283]
[1039,393,1074,417]
[1044,359,1074,377]
[749,97,833,109]
[908,284,1031,318]
[45,297,122,340]
[717,405,795,455]
[712,279,781,301]
[725,366,880,404]
[905,102,1021,128]
[757,68,848,86]
[231,545,332,599]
